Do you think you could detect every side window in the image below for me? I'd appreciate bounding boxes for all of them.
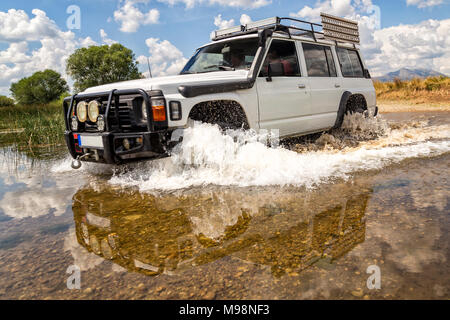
[302,43,337,77]
[337,48,364,78]
[325,47,337,77]
[348,50,364,77]
[260,40,301,77]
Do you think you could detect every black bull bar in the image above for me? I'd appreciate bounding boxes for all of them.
[63,89,171,165]
[63,88,161,132]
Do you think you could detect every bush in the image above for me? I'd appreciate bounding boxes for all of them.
[0,95,15,107]
[10,70,69,105]
[66,43,142,93]
[0,102,65,146]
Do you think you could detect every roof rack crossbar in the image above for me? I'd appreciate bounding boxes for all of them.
[212,16,325,42]
[212,15,359,45]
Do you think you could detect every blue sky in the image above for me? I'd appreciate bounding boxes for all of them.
[0,0,449,95]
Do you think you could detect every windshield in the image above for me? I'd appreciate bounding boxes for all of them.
[181,38,259,74]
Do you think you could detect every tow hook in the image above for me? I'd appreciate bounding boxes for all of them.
[71,153,92,170]
[71,158,82,170]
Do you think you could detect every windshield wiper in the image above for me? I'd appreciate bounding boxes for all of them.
[203,65,235,71]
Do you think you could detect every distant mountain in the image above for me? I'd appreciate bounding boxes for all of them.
[373,68,447,82]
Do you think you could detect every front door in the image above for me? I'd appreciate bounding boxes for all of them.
[256,39,311,137]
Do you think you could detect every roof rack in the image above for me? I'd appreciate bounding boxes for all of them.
[212,14,360,45]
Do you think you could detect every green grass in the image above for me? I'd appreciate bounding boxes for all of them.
[0,98,66,147]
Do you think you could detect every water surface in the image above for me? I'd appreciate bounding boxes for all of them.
[0,112,448,299]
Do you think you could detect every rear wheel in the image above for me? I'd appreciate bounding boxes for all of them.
[345,94,367,115]
[334,94,368,129]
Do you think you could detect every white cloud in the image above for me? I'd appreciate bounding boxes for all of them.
[0,42,31,64]
[213,13,253,30]
[0,154,80,219]
[0,8,59,42]
[114,0,160,33]
[100,29,117,45]
[214,14,235,30]
[368,19,450,76]
[210,14,253,39]
[289,0,370,22]
[158,0,198,9]
[0,9,95,96]
[158,0,271,9]
[79,36,97,47]
[240,14,252,25]
[406,0,444,8]
[210,0,271,8]
[289,0,450,76]
[138,38,188,77]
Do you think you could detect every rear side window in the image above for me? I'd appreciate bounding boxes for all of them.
[336,48,364,78]
[302,43,337,77]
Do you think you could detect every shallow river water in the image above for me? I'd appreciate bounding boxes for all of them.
[0,112,448,299]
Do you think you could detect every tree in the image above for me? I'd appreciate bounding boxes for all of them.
[66,43,142,93]
[0,95,15,107]
[10,70,69,105]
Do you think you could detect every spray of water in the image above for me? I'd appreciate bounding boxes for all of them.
[107,115,450,191]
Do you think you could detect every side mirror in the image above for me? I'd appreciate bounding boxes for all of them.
[364,68,371,79]
[266,62,285,82]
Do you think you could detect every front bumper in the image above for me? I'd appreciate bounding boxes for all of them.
[65,130,170,164]
[64,88,173,165]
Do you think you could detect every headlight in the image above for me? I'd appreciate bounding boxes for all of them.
[123,138,131,150]
[88,100,100,123]
[97,115,105,132]
[71,116,78,131]
[141,101,148,120]
[76,101,87,123]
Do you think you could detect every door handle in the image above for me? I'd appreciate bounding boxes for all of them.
[298,84,306,89]
[335,84,341,88]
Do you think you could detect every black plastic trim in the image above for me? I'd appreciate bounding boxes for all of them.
[65,131,170,165]
[178,81,254,99]
[333,91,352,129]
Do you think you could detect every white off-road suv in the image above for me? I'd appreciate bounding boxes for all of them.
[63,14,377,167]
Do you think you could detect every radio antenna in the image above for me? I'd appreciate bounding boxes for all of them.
[147,57,153,78]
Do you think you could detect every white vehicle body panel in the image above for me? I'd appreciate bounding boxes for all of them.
[81,34,376,139]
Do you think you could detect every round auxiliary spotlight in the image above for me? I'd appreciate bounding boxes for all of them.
[76,101,88,123]
[88,100,100,123]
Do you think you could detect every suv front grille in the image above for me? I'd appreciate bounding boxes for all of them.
[81,100,144,133]
[108,103,133,130]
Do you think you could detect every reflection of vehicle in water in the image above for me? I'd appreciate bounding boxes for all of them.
[72,184,372,277]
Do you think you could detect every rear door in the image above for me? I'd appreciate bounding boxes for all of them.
[256,39,311,137]
[302,42,343,131]
[335,47,376,110]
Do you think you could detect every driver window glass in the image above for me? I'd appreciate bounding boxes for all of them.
[260,40,301,77]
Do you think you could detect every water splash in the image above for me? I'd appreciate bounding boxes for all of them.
[109,116,450,191]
